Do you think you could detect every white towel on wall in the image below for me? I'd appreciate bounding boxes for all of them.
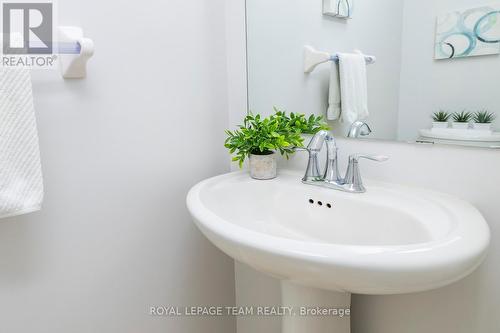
[338,52,369,124]
[0,68,43,219]
[327,62,341,121]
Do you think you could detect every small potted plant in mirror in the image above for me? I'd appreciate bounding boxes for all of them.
[431,111,451,129]
[225,109,329,180]
[473,110,496,132]
[452,111,473,130]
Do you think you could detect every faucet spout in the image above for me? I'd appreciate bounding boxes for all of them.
[348,121,372,138]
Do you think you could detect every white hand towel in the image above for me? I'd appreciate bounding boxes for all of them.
[338,52,369,124]
[0,68,43,218]
[327,62,341,121]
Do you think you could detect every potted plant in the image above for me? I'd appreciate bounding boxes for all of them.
[431,111,451,129]
[225,109,329,180]
[452,111,473,129]
[473,110,496,132]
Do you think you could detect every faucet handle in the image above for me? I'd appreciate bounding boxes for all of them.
[349,154,389,163]
[306,130,328,151]
[344,154,389,193]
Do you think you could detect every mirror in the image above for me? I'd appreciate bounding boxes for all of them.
[246,0,500,148]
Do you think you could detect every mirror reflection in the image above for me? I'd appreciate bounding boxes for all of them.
[246,0,500,148]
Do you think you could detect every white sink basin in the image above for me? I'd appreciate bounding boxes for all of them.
[187,171,490,295]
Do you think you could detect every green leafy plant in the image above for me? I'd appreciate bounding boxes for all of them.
[432,111,451,122]
[225,109,330,167]
[273,107,329,134]
[474,110,496,124]
[452,111,473,123]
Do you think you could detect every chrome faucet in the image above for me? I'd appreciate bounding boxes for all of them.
[348,121,372,138]
[300,130,388,193]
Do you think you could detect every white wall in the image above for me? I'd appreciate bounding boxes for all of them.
[398,0,500,140]
[0,1,236,332]
[236,139,500,333]
[246,0,405,139]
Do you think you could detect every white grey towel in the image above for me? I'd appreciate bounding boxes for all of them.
[0,68,43,218]
[338,51,369,124]
[327,61,341,121]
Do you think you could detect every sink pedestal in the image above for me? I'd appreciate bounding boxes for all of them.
[281,281,351,333]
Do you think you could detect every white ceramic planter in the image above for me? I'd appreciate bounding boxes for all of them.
[249,153,277,180]
[452,122,470,130]
[432,121,449,129]
[473,123,492,132]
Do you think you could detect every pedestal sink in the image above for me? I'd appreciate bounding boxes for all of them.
[186,171,490,333]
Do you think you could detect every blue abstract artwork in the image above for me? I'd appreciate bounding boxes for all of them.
[435,5,500,59]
